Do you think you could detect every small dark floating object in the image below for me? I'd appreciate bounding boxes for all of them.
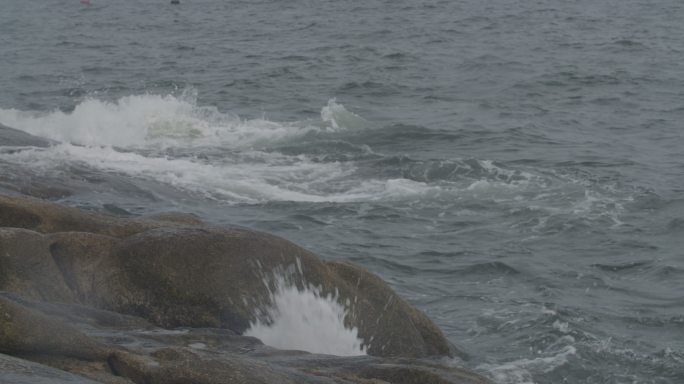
[170,0,180,3]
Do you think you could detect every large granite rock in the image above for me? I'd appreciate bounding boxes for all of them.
[0,353,101,384]
[0,194,491,383]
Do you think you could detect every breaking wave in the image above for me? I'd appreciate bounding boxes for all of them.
[0,90,363,148]
[0,91,634,222]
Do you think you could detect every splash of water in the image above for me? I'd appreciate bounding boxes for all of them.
[244,277,367,356]
[0,91,365,148]
[320,98,368,131]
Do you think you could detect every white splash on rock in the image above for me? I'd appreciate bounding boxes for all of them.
[244,278,367,356]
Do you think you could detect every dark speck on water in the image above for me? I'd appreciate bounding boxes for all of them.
[1,0,683,382]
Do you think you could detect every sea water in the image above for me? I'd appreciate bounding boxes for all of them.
[1,1,683,382]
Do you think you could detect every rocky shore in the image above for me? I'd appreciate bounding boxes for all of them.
[0,124,490,383]
[0,194,491,384]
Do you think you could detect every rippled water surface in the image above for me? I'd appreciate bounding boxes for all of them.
[1,1,684,382]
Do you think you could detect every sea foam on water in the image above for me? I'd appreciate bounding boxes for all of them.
[0,93,436,204]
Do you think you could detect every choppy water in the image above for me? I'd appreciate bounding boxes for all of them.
[1,1,684,382]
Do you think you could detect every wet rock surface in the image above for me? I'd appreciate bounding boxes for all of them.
[0,194,491,383]
[0,124,54,148]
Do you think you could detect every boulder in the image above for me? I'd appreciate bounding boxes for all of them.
[0,292,490,384]
[0,194,162,237]
[0,295,108,360]
[0,194,491,383]
[0,194,449,358]
[0,353,102,384]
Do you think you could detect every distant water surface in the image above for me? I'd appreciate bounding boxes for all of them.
[1,1,683,382]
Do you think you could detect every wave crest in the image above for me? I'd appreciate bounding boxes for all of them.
[0,91,358,148]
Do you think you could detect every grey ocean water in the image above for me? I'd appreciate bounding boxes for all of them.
[1,0,684,382]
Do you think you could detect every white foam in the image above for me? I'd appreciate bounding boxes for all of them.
[0,90,326,148]
[0,143,346,203]
[552,320,570,333]
[0,138,443,204]
[477,346,577,384]
[0,93,442,203]
[244,277,367,356]
[320,98,368,131]
[0,92,630,211]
